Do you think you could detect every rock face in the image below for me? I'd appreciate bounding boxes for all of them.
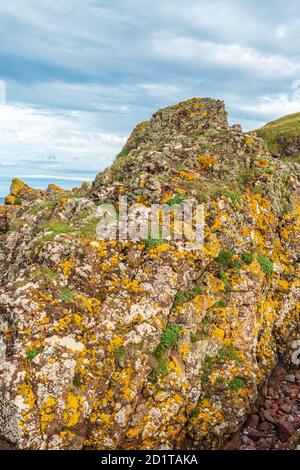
[0,98,299,450]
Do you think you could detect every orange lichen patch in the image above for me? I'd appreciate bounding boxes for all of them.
[48,184,63,192]
[76,294,101,314]
[135,121,148,131]
[245,192,276,245]
[168,356,182,378]
[210,212,229,231]
[63,392,84,428]
[245,135,254,145]
[11,178,31,196]
[178,170,199,180]
[109,276,144,293]
[255,159,270,169]
[118,186,127,194]
[107,335,124,353]
[5,195,16,205]
[277,279,289,290]
[136,195,148,204]
[202,234,221,260]
[40,396,57,433]
[60,257,75,276]
[59,197,69,209]
[35,291,58,304]
[174,187,186,195]
[198,154,218,170]
[17,383,36,411]
[211,327,225,342]
[148,243,170,258]
[55,311,84,333]
[160,192,173,204]
[189,398,224,437]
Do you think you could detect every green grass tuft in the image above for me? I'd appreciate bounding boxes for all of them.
[173,286,202,308]
[61,288,73,302]
[229,377,245,391]
[27,349,41,361]
[257,253,273,276]
[166,194,186,206]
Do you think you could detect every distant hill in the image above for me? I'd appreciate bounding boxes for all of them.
[254,112,300,161]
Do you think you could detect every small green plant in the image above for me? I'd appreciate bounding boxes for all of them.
[189,405,201,419]
[31,203,47,214]
[211,299,227,309]
[281,199,291,214]
[229,377,245,391]
[257,254,273,276]
[149,324,182,382]
[78,219,99,238]
[154,323,182,357]
[41,267,59,280]
[61,288,73,302]
[144,233,165,250]
[217,345,238,361]
[173,286,202,308]
[241,252,254,264]
[42,220,73,235]
[114,346,125,368]
[147,357,168,382]
[238,168,255,186]
[201,355,214,386]
[117,146,131,158]
[166,194,186,206]
[73,373,83,388]
[190,332,201,343]
[214,250,235,268]
[27,349,41,361]
[15,198,22,206]
[219,270,230,289]
[216,376,225,383]
[224,190,241,205]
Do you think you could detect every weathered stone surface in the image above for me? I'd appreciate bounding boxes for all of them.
[0,98,299,450]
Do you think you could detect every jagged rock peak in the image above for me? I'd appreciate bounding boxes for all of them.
[121,97,228,155]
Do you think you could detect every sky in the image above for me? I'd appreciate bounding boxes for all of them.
[1,0,300,196]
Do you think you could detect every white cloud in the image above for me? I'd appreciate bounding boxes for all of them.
[241,93,300,119]
[0,103,126,176]
[138,83,181,97]
[276,26,287,39]
[153,35,300,79]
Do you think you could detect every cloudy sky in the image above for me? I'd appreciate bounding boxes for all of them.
[1,0,300,195]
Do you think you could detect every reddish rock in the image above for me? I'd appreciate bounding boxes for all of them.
[258,437,269,449]
[258,421,270,432]
[247,427,264,442]
[276,420,295,443]
[280,403,292,413]
[263,409,276,423]
[271,403,279,413]
[224,432,241,450]
[247,414,260,429]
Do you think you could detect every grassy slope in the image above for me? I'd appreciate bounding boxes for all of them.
[253,112,300,159]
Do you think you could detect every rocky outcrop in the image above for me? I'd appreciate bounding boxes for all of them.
[0,98,299,450]
[274,135,300,159]
[254,111,300,161]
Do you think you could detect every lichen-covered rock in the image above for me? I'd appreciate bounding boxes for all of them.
[0,98,299,450]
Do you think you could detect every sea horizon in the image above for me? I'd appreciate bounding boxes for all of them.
[0,175,94,202]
